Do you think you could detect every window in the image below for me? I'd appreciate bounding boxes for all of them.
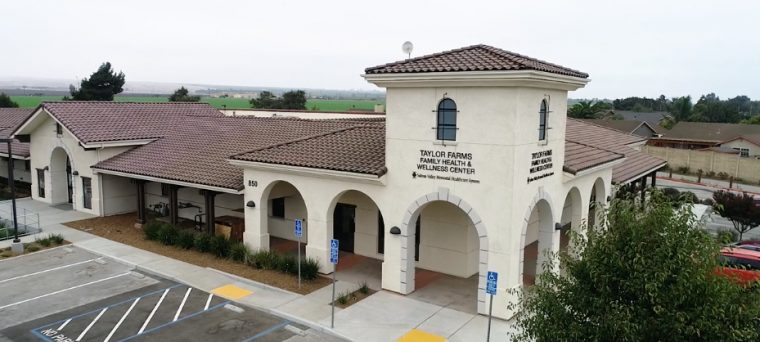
[436,98,457,141]
[539,99,549,141]
[271,197,285,218]
[37,169,45,198]
[56,123,63,136]
[24,160,30,171]
[161,183,171,197]
[377,211,385,254]
[732,147,750,157]
[82,177,92,209]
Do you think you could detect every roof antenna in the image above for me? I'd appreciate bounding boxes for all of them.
[402,41,414,60]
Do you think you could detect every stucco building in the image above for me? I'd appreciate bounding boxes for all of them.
[10,45,664,320]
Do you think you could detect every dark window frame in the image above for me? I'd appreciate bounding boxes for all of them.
[436,98,458,141]
[37,169,45,198]
[56,123,63,136]
[82,177,92,209]
[539,99,549,141]
[271,197,285,218]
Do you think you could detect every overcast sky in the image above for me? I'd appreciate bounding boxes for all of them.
[1,0,758,99]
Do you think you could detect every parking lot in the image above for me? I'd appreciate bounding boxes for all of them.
[0,246,343,342]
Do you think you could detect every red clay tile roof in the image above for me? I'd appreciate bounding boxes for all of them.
[36,101,223,144]
[0,108,33,158]
[563,141,624,174]
[93,116,371,190]
[365,44,589,78]
[231,124,386,176]
[657,121,760,143]
[566,119,665,184]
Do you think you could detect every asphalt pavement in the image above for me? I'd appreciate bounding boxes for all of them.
[0,246,342,342]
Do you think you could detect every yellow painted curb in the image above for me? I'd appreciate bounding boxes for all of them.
[397,329,445,342]
[211,284,253,300]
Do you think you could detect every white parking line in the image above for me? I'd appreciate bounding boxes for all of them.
[76,307,107,342]
[204,294,213,311]
[173,288,192,321]
[138,288,170,334]
[104,297,140,342]
[0,258,97,284]
[57,318,71,331]
[0,272,130,310]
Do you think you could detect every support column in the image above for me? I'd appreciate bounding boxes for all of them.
[640,177,647,206]
[204,190,217,235]
[169,185,179,226]
[134,180,146,228]
[651,171,657,188]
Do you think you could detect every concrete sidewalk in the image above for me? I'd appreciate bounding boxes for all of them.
[0,198,517,341]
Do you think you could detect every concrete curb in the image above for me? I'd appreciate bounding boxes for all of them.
[205,267,302,297]
[268,308,353,342]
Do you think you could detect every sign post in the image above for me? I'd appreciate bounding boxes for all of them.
[294,219,303,288]
[486,271,498,342]
[330,239,339,328]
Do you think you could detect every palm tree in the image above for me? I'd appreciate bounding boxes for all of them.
[568,100,611,119]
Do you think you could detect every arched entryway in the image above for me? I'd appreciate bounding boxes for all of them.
[559,187,583,272]
[326,190,385,290]
[49,147,73,206]
[400,190,489,314]
[521,196,555,286]
[589,178,606,228]
[260,180,308,256]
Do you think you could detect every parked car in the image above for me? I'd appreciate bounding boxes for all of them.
[717,247,760,284]
[731,241,760,252]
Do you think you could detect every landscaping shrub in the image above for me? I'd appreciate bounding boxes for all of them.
[676,166,690,174]
[252,250,280,270]
[244,248,256,267]
[48,234,64,245]
[336,291,349,305]
[209,235,231,258]
[662,187,680,201]
[278,254,298,274]
[177,230,195,249]
[679,191,699,203]
[36,236,51,247]
[702,198,715,206]
[194,234,212,253]
[230,242,249,262]
[143,221,163,241]
[717,230,738,244]
[157,224,179,246]
[300,257,321,280]
[706,171,716,178]
[26,245,40,252]
[359,281,369,294]
[717,172,730,180]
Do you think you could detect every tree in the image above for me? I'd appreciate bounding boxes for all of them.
[740,115,760,125]
[669,95,692,122]
[69,62,125,101]
[168,87,200,102]
[280,90,307,109]
[691,93,741,123]
[509,192,760,341]
[0,93,18,108]
[249,90,307,110]
[713,191,760,240]
[567,100,610,119]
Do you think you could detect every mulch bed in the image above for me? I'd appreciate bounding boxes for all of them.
[64,213,331,295]
[334,287,376,309]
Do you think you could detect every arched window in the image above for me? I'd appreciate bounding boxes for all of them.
[436,98,457,141]
[538,99,548,141]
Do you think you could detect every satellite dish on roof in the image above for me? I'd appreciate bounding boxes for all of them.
[402,41,414,59]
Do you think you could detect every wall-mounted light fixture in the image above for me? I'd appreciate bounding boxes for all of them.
[43,166,49,171]
[390,226,401,235]
[555,223,563,231]
[607,196,611,202]
[72,171,79,176]
[246,201,256,208]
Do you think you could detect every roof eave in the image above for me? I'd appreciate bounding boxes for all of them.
[564,156,626,180]
[92,167,242,194]
[362,70,589,91]
[228,159,387,185]
[614,162,668,185]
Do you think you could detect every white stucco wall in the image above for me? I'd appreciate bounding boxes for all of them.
[721,139,760,157]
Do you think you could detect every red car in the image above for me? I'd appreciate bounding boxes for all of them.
[717,247,760,284]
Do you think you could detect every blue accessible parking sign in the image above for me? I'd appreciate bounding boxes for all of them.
[486,271,498,295]
[330,239,339,264]
[294,219,302,238]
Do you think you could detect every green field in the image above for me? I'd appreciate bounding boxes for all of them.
[9,95,382,112]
